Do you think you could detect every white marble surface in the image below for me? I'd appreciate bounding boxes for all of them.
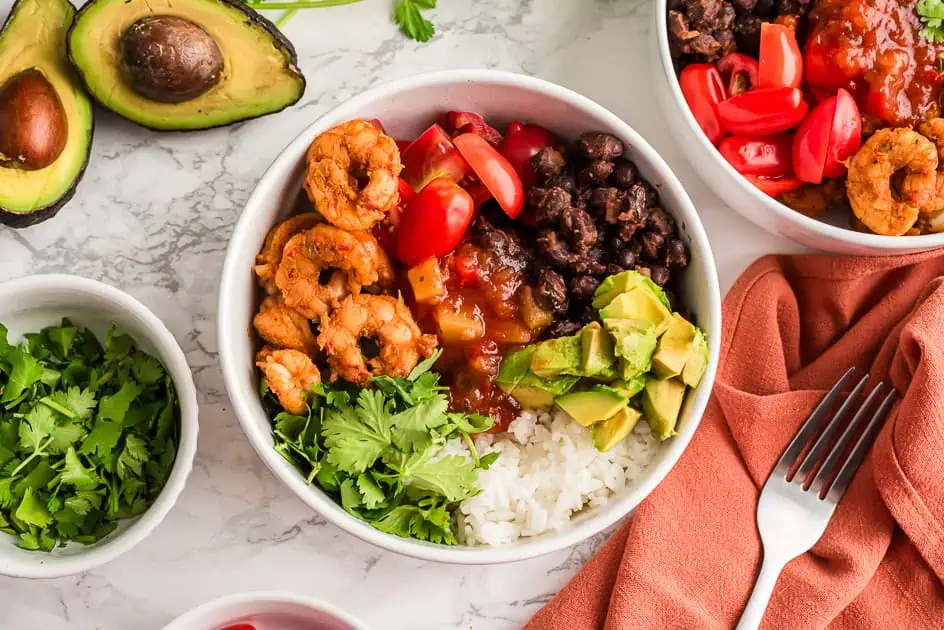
[0,0,806,628]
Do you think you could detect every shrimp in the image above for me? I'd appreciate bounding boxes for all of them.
[256,347,321,415]
[253,294,318,356]
[918,118,944,215]
[846,128,938,236]
[254,213,320,294]
[777,179,846,218]
[304,120,402,232]
[318,294,439,384]
[275,224,395,320]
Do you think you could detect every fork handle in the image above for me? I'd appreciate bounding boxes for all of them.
[735,553,788,630]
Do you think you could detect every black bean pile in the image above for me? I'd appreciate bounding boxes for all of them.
[667,0,811,66]
[525,132,692,339]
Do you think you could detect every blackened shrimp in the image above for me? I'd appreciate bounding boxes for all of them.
[253,294,318,356]
[257,347,321,415]
[254,213,320,294]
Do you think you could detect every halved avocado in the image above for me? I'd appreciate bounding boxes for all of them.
[0,0,93,227]
[68,0,305,131]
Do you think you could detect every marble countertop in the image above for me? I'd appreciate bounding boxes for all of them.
[0,0,806,628]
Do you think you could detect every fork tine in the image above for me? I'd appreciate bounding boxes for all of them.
[792,373,871,484]
[772,367,858,479]
[824,389,897,503]
[808,382,885,496]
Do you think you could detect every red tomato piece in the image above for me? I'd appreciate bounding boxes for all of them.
[397,177,414,207]
[445,111,503,146]
[823,88,862,178]
[679,64,728,145]
[220,625,255,630]
[451,254,480,287]
[466,181,493,208]
[743,174,803,197]
[453,133,525,218]
[758,23,803,89]
[717,52,759,95]
[395,139,411,154]
[396,178,475,266]
[718,135,793,177]
[793,97,837,184]
[498,121,557,189]
[717,87,809,135]
[400,124,471,192]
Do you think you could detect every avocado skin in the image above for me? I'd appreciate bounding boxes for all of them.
[0,0,94,228]
[66,0,306,132]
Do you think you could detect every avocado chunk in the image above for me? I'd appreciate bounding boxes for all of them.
[592,406,642,452]
[609,374,646,399]
[68,0,306,130]
[599,288,673,336]
[556,385,629,427]
[0,0,93,227]
[580,322,617,380]
[642,377,687,440]
[604,318,658,380]
[512,373,580,409]
[592,270,672,310]
[682,328,709,388]
[651,313,698,379]
[531,334,583,378]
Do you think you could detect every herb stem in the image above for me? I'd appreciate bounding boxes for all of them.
[276,8,299,27]
[461,432,479,466]
[39,397,76,419]
[245,0,363,9]
[10,436,53,478]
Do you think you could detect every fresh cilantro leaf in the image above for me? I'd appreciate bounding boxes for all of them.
[131,353,164,385]
[117,435,149,480]
[919,0,944,41]
[404,454,478,502]
[104,326,135,361]
[356,472,386,509]
[47,387,96,421]
[63,494,94,517]
[59,448,99,490]
[390,395,449,451]
[372,503,456,544]
[322,390,392,474]
[408,348,442,381]
[13,461,55,498]
[477,451,500,470]
[0,478,14,509]
[98,381,143,423]
[19,405,56,451]
[15,488,52,528]
[0,324,13,362]
[17,531,40,550]
[48,422,88,455]
[78,419,123,458]
[339,478,362,512]
[394,0,436,43]
[1,349,43,405]
[45,325,77,359]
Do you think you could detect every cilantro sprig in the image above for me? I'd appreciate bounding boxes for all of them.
[263,349,495,545]
[243,0,437,42]
[918,0,944,42]
[0,320,179,551]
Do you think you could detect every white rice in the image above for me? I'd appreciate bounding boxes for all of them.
[450,409,660,546]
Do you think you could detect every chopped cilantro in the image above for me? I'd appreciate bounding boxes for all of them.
[919,0,944,42]
[394,0,436,42]
[0,320,179,551]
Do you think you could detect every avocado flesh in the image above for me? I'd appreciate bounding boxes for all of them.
[580,322,617,380]
[652,313,697,379]
[682,329,709,388]
[599,288,673,336]
[497,347,579,409]
[556,385,629,427]
[592,406,642,452]
[68,0,305,131]
[609,374,646,399]
[643,376,686,440]
[531,334,583,378]
[604,318,658,380]
[593,270,672,311]
[0,0,93,226]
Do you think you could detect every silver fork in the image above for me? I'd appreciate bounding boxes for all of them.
[736,367,898,630]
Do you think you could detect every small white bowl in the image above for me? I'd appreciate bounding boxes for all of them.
[0,274,198,578]
[218,69,721,564]
[652,1,944,254]
[162,591,369,630]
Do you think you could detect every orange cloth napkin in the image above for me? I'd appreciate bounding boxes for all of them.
[526,252,944,630]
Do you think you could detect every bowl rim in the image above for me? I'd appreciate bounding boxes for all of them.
[652,0,944,250]
[161,590,370,630]
[0,274,199,579]
[218,68,722,564]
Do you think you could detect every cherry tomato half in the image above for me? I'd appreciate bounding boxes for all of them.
[718,135,793,177]
[823,88,862,178]
[758,23,803,89]
[679,64,728,145]
[793,88,862,183]
[445,111,503,146]
[717,87,809,136]
[498,121,557,190]
[400,124,471,192]
[717,52,759,95]
[453,133,525,218]
[396,178,475,267]
[743,174,803,197]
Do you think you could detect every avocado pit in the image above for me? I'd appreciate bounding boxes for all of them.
[120,15,223,104]
[0,69,68,171]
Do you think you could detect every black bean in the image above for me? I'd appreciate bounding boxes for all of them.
[639,231,665,260]
[606,264,624,276]
[607,235,624,252]
[544,320,583,339]
[535,268,569,314]
[577,132,624,160]
[537,230,573,269]
[577,159,614,186]
[683,0,722,27]
[733,14,763,55]
[589,187,623,224]
[569,275,600,299]
[546,174,577,195]
[535,187,572,227]
[754,0,775,15]
[647,207,678,235]
[532,147,567,179]
[526,186,548,209]
[664,238,690,268]
[731,0,757,13]
[562,207,598,253]
[649,265,671,286]
[617,249,637,269]
[612,159,638,188]
[643,183,660,208]
[577,306,598,324]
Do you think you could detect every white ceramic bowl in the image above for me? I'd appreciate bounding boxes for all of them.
[652,1,944,254]
[0,274,198,578]
[218,69,721,564]
[162,591,369,630]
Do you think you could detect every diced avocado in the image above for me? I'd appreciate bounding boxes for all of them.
[609,374,646,399]
[682,328,709,388]
[651,313,697,379]
[604,318,658,379]
[512,373,580,409]
[496,347,535,394]
[599,289,673,336]
[592,406,642,452]
[531,335,583,378]
[642,377,687,440]
[580,322,617,379]
[556,385,629,427]
[592,270,672,310]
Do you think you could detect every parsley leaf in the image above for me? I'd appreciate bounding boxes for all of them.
[919,0,944,42]
[395,0,436,42]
